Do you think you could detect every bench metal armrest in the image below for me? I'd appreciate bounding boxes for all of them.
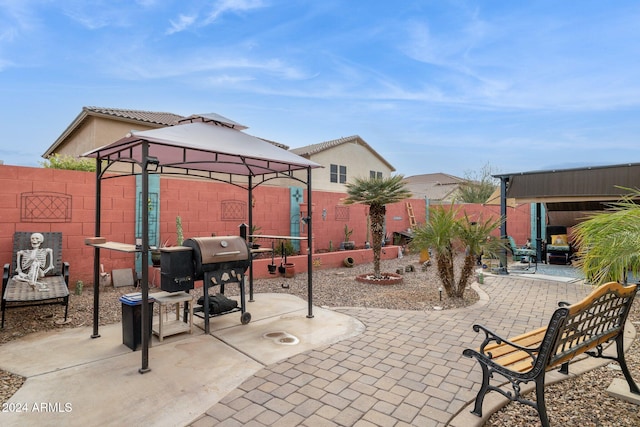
[472,324,542,357]
[62,262,70,286]
[2,263,9,286]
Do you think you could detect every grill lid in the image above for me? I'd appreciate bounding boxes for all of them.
[186,236,249,264]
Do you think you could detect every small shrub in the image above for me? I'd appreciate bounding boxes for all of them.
[41,154,96,172]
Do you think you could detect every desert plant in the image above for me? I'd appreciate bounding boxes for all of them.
[343,224,353,242]
[411,206,504,298]
[274,240,295,256]
[41,153,96,172]
[343,175,412,278]
[176,216,184,246]
[455,162,499,203]
[572,187,640,285]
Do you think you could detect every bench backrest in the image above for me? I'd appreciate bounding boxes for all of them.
[543,281,637,369]
[10,232,64,277]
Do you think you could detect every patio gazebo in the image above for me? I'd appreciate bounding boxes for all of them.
[83,114,321,373]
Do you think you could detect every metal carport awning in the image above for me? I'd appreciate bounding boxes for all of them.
[493,162,640,270]
[499,163,640,204]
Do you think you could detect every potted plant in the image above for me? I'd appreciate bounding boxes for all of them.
[250,225,262,249]
[341,224,355,250]
[151,238,170,267]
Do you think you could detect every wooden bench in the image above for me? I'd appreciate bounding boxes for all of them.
[2,232,70,328]
[463,281,640,427]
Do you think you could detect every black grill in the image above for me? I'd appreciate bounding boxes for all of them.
[182,236,252,332]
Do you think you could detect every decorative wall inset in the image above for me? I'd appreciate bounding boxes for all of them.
[221,200,247,221]
[335,205,350,221]
[20,192,72,222]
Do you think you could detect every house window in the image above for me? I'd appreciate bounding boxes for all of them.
[370,171,383,179]
[330,164,347,183]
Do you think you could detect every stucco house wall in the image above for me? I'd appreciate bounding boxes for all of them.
[54,116,158,159]
[307,143,392,192]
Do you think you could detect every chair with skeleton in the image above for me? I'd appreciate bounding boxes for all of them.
[2,232,70,328]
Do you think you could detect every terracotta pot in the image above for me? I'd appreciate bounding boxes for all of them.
[283,263,295,278]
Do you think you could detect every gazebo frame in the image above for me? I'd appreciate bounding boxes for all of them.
[84,117,321,373]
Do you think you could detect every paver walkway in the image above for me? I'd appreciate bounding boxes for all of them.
[189,273,596,426]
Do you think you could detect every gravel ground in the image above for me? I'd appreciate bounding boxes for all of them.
[483,300,640,427]
[1,253,640,427]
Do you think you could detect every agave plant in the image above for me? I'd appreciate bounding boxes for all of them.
[572,188,640,285]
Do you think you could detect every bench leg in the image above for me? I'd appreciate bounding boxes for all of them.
[559,361,569,375]
[535,375,551,427]
[470,362,491,416]
[617,334,640,394]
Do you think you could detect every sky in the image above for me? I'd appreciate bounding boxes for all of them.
[1,0,640,178]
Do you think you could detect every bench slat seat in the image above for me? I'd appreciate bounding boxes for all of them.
[463,281,640,427]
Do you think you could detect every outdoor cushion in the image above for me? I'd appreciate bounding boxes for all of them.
[551,234,568,245]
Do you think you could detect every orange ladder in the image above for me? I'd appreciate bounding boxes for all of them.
[406,202,417,228]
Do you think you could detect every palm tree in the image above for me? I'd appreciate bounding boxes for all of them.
[572,188,640,285]
[411,206,504,298]
[343,175,412,278]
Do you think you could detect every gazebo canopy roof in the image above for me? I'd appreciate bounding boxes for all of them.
[83,121,321,178]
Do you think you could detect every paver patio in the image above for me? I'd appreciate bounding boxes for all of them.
[191,272,602,426]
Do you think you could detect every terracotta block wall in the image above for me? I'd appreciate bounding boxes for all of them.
[0,165,531,286]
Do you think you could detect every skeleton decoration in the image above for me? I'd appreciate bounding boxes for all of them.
[15,233,54,291]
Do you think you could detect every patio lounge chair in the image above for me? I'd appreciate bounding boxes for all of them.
[507,236,536,262]
[2,231,70,328]
[546,226,572,265]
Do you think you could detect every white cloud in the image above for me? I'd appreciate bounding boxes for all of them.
[165,0,267,35]
[203,0,266,25]
[166,14,197,35]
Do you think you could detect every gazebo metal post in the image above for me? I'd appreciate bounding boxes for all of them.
[91,158,102,339]
[535,203,543,263]
[248,176,255,302]
[139,143,151,374]
[499,176,509,274]
[306,166,313,318]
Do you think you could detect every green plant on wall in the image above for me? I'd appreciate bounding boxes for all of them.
[274,240,295,256]
[40,154,97,172]
[176,216,183,246]
[343,224,353,242]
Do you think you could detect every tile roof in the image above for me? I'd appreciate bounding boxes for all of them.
[403,173,465,201]
[290,135,395,171]
[84,106,185,125]
[43,107,187,158]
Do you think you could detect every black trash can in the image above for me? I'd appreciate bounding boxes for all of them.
[119,294,154,351]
